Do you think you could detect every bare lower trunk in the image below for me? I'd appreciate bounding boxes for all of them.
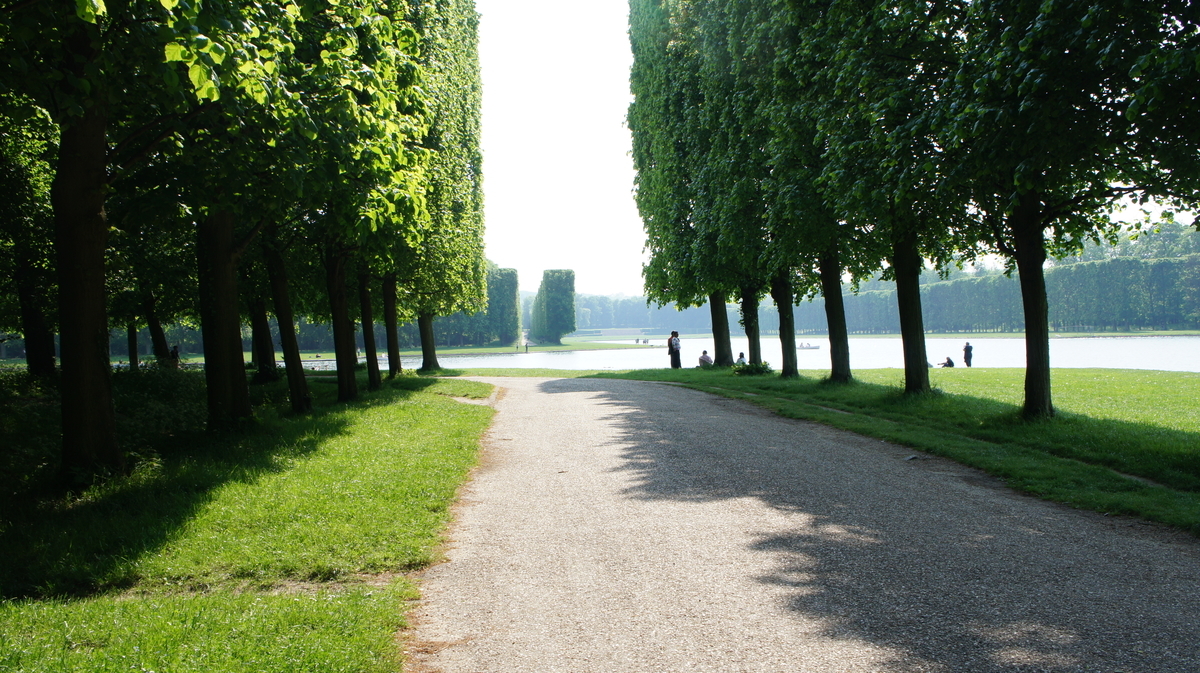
[770,271,798,378]
[893,229,930,395]
[708,291,734,366]
[197,208,253,429]
[324,246,358,402]
[740,285,762,365]
[819,246,852,383]
[263,230,311,413]
[418,312,440,370]
[14,261,56,377]
[142,293,172,364]
[126,322,139,371]
[53,89,120,476]
[249,294,278,384]
[383,273,402,378]
[1011,194,1054,418]
[358,271,381,391]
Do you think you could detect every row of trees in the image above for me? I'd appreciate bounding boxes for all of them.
[0,0,485,476]
[629,0,1199,417]
[524,293,716,333]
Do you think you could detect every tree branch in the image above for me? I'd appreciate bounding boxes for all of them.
[231,219,269,263]
[108,102,218,184]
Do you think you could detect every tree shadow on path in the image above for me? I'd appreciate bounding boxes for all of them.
[540,377,1200,673]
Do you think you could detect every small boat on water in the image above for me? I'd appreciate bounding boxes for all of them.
[797,343,821,350]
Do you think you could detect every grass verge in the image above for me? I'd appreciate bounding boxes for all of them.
[590,367,1200,534]
[0,371,494,671]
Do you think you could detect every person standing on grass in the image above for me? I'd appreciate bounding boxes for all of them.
[963,342,973,367]
[668,331,682,369]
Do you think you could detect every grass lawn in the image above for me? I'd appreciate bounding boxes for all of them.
[0,371,494,672]
[584,366,1200,534]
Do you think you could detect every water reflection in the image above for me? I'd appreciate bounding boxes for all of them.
[310,336,1200,372]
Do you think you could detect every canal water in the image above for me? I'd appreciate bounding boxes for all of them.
[329,336,1200,373]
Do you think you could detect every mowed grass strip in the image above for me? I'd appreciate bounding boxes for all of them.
[1,583,413,673]
[0,374,494,671]
[593,367,1200,533]
[142,387,491,586]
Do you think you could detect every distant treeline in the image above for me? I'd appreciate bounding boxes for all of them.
[571,254,1200,337]
[790,255,1200,335]
[8,252,1193,361]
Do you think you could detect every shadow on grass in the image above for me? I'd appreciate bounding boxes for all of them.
[414,368,469,377]
[539,377,1200,672]
[590,368,1200,493]
[0,373,442,600]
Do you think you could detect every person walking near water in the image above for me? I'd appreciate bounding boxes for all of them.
[668,331,682,369]
[963,342,973,367]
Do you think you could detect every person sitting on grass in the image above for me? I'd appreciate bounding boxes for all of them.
[736,352,747,365]
[698,350,714,366]
[938,356,955,368]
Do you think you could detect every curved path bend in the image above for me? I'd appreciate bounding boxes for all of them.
[406,377,1200,673]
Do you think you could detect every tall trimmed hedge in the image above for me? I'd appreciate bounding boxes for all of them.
[530,270,576,344]
[488,268,521,345]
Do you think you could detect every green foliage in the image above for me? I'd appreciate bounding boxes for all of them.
[488,267,521,345]
[732,360,773,376]
[627,1,1200,416]
[0,0,485,457]
[530,270,576,344]
[393,0,485,321]
[0,97,57,338]
[408,266,519,347]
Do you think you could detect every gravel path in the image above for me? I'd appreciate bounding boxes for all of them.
[405,377,1200,673]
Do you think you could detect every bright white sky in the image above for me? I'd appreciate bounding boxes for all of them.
[475,0,648,297]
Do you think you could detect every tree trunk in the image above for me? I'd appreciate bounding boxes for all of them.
[249,294,279,384]
[197,208,253,429]
[142,293,172,364]
[126,322,139,371]
[819,245,852,383]
[418,312,440,370]
[263,231,311,413]
[324,246,358,402]
[770,270,798,378]
[740,285,762,365]
[1011,195,1054,418]
[53,88,121,476]
[892,229,930,395]
[382,273,402,378]
[358,271,382,391]
[707,291,734,366]
[14,260,57,377]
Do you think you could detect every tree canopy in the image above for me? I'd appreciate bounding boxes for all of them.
[0,0,485,475]
[628,0,1199,416]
